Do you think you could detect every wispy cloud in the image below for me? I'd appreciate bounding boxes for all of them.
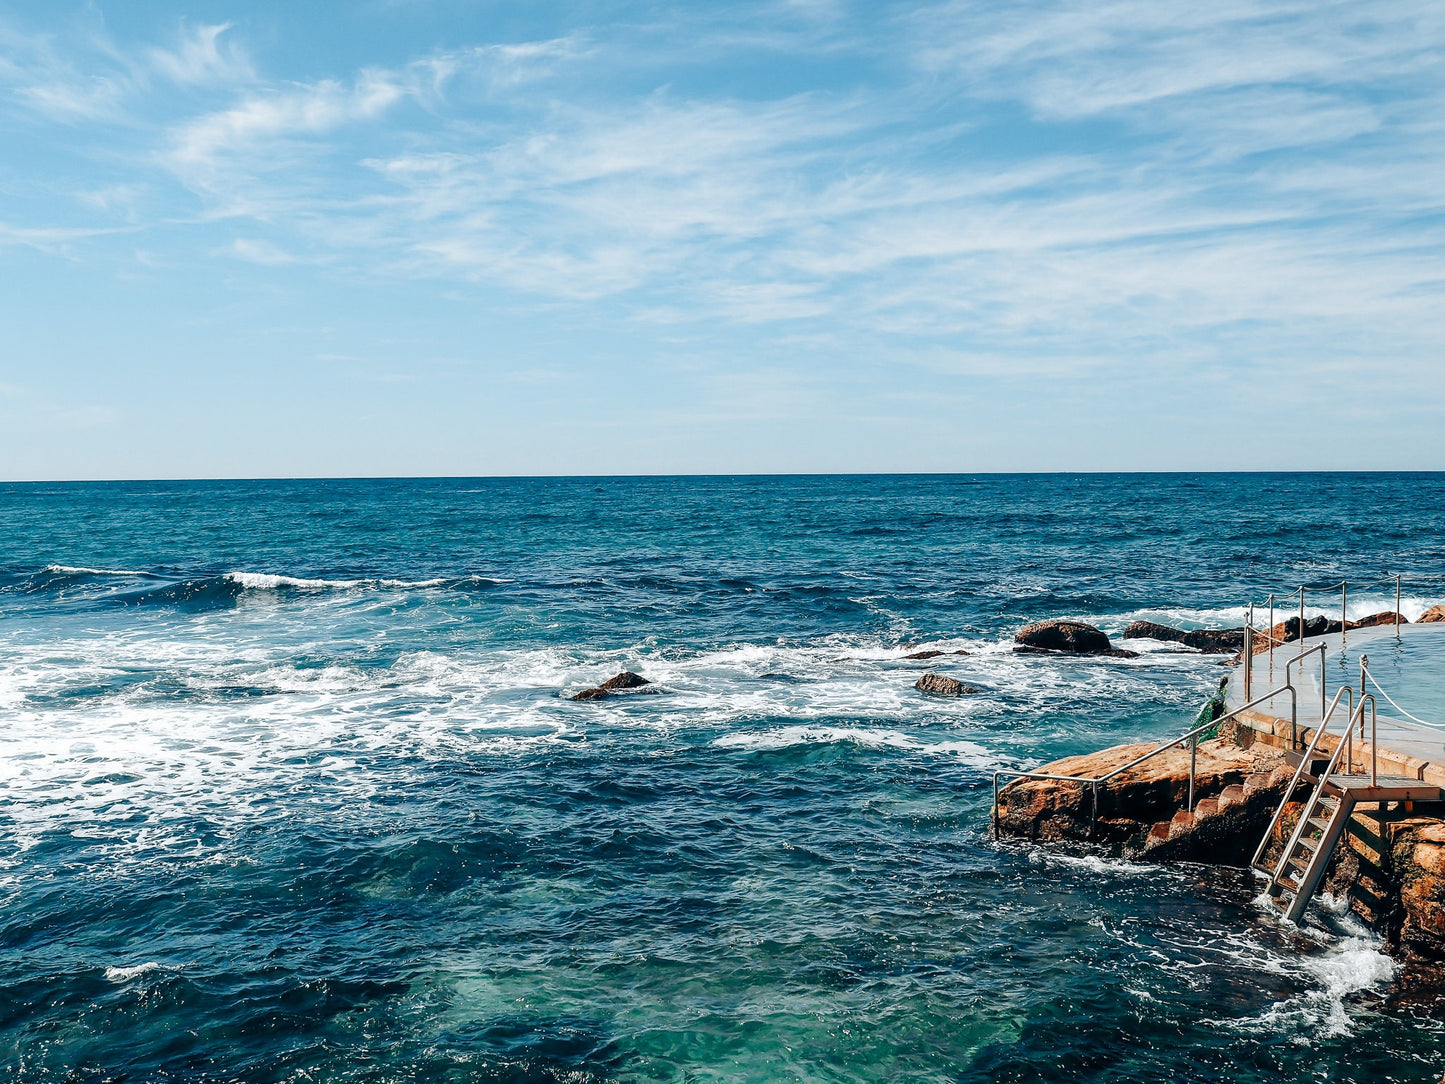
[4,1,1445,383]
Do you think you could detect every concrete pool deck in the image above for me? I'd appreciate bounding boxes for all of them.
[1225,621,1445,782]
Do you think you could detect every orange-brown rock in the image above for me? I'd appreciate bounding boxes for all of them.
[1395,820,1445,959]
[1350,610,1407,629]
[1419,605,1445,623]
[994,738,1287,858]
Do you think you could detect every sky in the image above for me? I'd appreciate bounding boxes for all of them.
[1,0,1443,478]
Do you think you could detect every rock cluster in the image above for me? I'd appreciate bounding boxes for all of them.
[571,671,653,701]
[1249,611,1407,654]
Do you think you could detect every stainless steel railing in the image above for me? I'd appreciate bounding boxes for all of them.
[991,684,1297,840]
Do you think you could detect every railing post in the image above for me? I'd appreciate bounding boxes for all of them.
[1397,575,1402,637]
[1268,594,1276,683]
[1243,623,1253,700]
[993,774,1000,839]
[1089,783,1098,840]
[1341,580,1347,645]
[1370,696,1378,787]
[1188,735,1196,813]
[1299,586,1305,647]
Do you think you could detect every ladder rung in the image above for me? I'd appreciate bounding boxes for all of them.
[1307,817,1332,832]
[1287,853,1311,872]
[1298,835,1320,852]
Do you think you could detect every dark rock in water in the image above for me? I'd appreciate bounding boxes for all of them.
[904,650,943,660]
[1122,621,1243,654]
[1105,648,1141,659]
[1182,628,1245,652]
[1014,620,1113,655]
[571,671,652,700]
[916,672,978,696]
[1123,620,1187,643]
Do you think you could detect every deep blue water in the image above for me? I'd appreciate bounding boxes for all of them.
[2,474,1444,1083]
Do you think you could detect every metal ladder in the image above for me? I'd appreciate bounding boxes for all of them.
[1251,686,1357,923]
[1262,775,1356,923]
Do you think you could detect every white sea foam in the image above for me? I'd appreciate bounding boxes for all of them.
[713,726,999,764]
[43,564,155,578]
[104,962,174,982]
[225,572,450,590]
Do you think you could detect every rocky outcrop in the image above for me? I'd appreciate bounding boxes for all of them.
[1122,621,1244,654]
[1248,612,1408,655]
[1351,610,1407,629]
[1014,620,1126,656]
[916,672,978,696]
[571,671,653,700]
[994,737,1288,856]
[1419,605,1445,624]
[1123,620,1188,643]
[903,648,969,660]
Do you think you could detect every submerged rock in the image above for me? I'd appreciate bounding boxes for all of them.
[1014,620,1113,655]
[905,650,944,660]
[916,672,978,696]
[571,671,653,700]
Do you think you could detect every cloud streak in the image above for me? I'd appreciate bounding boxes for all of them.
[4,1,1445,384]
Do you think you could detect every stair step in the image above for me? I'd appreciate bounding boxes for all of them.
[1287,853,1312,873]
[1218,784,1245,809]
[1147,821,1171,844]
[1298,835,1320,852]
[1307,817,1333,833]
[1169,810,1196,837]
[1193,798,1219,818]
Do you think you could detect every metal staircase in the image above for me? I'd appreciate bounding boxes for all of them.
[1253,687,1444,922]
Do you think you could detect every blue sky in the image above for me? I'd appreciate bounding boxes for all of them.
[2,0,1443,478]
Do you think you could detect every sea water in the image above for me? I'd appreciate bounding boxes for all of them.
[1,474,1443,1082]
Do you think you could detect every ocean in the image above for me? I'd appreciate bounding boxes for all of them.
[1,473,1443,1082]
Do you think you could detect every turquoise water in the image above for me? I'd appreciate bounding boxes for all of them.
[2,474,1445,1082]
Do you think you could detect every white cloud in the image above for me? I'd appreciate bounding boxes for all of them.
[225,238,297,265]
[147,23,252,86]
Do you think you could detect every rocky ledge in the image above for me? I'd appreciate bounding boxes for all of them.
[994,736,1292,863]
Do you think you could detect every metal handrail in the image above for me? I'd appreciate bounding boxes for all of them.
[1249,685,1352,870]
[1284,642,1328,740]
[992,684,1297,839]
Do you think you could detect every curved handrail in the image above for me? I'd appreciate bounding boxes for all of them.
[992,684,1297,839]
